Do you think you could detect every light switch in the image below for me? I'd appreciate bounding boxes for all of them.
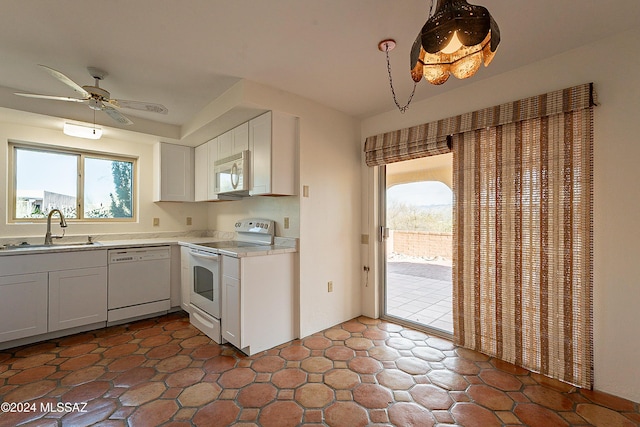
[303,185,309,197]
[153,218,160,226]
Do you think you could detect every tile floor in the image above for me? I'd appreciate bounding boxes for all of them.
[386,260,453,333]
[0,312,638,427]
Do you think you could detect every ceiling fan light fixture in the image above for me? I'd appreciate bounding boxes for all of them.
[63,122,102,140]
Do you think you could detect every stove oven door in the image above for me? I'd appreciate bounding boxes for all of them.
[188,249,220,319]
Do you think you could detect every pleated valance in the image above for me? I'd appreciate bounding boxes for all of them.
[364,82,595,167]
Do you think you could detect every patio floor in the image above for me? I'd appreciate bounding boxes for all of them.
[386,260,453,334]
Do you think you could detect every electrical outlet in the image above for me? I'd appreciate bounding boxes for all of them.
[186,217,192,226]
[153,217,160,226]
[303,185,309,197]
[328,281,333,292]
[284,217,290,229]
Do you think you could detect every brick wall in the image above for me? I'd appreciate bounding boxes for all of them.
[391,230,453,259]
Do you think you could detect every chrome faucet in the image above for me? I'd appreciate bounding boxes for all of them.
[44,209,68,245]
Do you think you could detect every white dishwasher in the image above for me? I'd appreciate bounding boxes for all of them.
[107,246,171,323]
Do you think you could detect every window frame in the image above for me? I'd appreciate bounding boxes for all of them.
[8,141,138,223]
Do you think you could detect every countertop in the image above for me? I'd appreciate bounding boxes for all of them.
[0,235,297,258]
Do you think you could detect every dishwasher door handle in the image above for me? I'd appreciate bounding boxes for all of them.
[190,250,219,261]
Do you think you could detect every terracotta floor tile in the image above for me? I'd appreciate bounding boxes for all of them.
[467,384,514,410]
[107,354,146,372]
[362,328,389,340]
[279,345,311,361]
[165,367,205,387]
[576,403,637,427]
[411,346,446,361]
[410,384,454,410]
[479,369,524,391]
[523,385,574,411]
[344,337,373,351]
[193,400,241,427]
[119,381,166,406]
[155,355,192,373]
[59,398,117,427]
[237,383,277,407]
[145,343,181,359]
[62,380,110,403]
[295,383,334,408]
[7,366,56,384]
[367,346,400,361]
[376,369,414,390]
[251,355,285,373]
[323,328,351,341]
[348,356,382,374]
[179,335,211,349]
[178,382,221,407]
[396,356,431,375]
[324,401,368,427]
[451,402,503,427]
[580,389,637,412]
[258,401,303,427]
[112,366,155,388]
[127,399,178,427]
[2,379,56,402]
[514,403,570,427]
[443,356,481,375]
[389,402,437,427]
[427,369,468,391]
[138,334,172,348]
[302,335,332,350]
[203,355,236,372]
[300,356,333,373]
[9,353,56,370]
[352,383,393,409]
[218,367,256,388]
[271,368,307,389]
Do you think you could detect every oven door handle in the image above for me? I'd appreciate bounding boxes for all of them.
[190,250,219,261]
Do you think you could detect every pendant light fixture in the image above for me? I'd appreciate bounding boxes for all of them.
[380,0,500,112]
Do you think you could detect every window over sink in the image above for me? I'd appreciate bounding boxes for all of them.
[9,142,137,222]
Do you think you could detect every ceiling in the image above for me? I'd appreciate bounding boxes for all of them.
[1,1,639,137]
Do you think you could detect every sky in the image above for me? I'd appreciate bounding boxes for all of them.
[387,181,452,206]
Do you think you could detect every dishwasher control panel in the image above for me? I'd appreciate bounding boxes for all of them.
[108,246,171,264]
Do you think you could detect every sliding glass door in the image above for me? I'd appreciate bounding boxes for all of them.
[381,154,453,335]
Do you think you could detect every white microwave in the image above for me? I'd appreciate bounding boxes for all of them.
[214,150,250,196]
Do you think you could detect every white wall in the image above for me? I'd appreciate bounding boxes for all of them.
[0,114,208,240]
[361,27,640,403]
[207,81,363,338]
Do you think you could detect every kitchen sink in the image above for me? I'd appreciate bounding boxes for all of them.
[0,241,101,251]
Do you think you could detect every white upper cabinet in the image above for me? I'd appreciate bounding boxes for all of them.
[154,142,194,202]
[249,111,298,196]
[218,122,249,160]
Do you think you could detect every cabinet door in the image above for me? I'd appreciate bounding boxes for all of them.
[208,138,220,200]
[249,112,272,195]
[221,273,241,348]
[180,247,192,312]
[0,273,48,342]
[194,143,209,201]
[49,267,107,332]
[155,143,194,202]
[232,122,249,154]
[217,129,233,160]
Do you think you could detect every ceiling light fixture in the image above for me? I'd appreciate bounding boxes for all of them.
[380,0,500,113]
[63,122,102,139]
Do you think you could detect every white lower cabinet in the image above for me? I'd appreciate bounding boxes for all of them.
[221,253,295,356]
[221,256,241,348]
[180,246,192,312]
[48,267,107,332]
[0,250,108,346]
[0,273,48,342]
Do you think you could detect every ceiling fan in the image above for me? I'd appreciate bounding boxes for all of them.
[15,65,168,125]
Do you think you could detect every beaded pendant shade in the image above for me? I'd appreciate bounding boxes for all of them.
[410,0,500,84]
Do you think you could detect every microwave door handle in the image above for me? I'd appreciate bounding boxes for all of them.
[231,162,239,189]
[190,250,219,261]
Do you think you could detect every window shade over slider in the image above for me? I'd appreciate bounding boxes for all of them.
[364,82,595,167]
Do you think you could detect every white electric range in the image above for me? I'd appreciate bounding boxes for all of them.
[181,218,275,343]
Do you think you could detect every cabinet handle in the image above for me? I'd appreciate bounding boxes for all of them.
[189,250,219,261]
[231,163,239,189]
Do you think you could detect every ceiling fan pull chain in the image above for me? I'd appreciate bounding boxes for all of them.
[383,43,417,113]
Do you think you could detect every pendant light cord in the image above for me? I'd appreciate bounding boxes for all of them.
[383,44,417,114]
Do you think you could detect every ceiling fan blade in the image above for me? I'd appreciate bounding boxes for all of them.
[102,104,134,125]
[109,99,168,115]
[39,65,90,98]
[14,92,87,102]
